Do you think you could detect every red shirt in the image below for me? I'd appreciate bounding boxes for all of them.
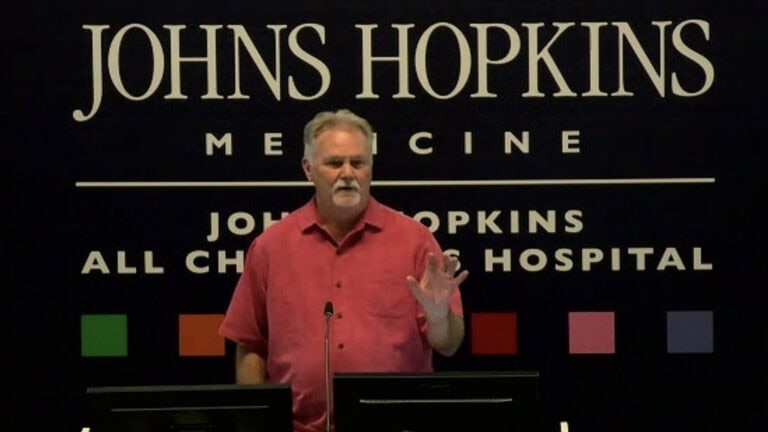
[219,197,463,432]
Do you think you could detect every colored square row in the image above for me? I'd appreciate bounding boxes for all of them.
[470,311,714,355]
[80,311,714,358]
[81,314,226,357]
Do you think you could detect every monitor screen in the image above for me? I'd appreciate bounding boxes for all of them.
[86,383,293,432]
[333,371,540,432]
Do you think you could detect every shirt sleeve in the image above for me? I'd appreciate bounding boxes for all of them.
[218,237,269,358]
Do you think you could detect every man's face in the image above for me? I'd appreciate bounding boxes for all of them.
[302,123,372,212]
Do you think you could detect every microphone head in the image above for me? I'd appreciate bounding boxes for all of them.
[324,301,334,316]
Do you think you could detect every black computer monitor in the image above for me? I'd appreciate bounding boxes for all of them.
[333,371,540,432]
[86,383,293,432]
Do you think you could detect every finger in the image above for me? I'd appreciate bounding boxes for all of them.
[426,253,440,274]
[453,270,469,286]
[443,255,459,276]
[442,254,454,274]
[405,275,427,305]
[406,275,423,298]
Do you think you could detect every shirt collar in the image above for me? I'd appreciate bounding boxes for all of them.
[296,196,386,233]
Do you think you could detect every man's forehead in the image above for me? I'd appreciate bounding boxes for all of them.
[318,149,369,159]
[316,130,369,155]
[316,122,366,140]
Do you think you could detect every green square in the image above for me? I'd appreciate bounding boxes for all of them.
[81,314,128,357]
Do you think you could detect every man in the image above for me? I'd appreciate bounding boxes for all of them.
[219,109,468,432]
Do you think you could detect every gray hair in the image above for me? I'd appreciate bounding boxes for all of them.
[302,109,374,161]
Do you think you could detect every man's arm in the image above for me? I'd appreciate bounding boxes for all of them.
[235,343,267,383]
[426,309,465,356]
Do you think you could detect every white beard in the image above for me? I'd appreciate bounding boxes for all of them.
[332,189,361,207]
[331,179,362,207]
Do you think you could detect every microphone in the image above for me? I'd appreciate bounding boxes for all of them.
[323,301,334,432]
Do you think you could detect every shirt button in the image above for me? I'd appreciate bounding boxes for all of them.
[335,281,342,288]
[337,343,345,350]
[336,312,343,319]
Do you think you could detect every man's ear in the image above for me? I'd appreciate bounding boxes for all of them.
[301,158,312,181]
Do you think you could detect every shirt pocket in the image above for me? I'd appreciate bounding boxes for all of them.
[362,280,418,319]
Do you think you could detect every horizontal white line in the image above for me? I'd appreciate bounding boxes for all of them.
[75,178,715,188]
[113,405,268,412]
[359,398,514,404]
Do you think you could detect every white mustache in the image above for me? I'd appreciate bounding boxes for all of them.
[333,181,360,192]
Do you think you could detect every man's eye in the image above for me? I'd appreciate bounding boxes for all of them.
[327,161,343,168]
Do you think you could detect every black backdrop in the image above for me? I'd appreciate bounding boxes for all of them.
[8,1,766,431]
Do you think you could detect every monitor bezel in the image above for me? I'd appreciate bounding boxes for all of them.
[86,383,293,432]
[332,370,541,432]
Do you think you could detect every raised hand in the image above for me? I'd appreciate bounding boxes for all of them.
[406,252,469,321]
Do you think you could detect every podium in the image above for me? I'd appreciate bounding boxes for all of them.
[333,371,541,432]
[84,372,542,431]
[85,383,292,431]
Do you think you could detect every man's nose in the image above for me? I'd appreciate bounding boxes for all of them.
[339,161,354,177]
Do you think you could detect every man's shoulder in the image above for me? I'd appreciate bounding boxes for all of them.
[253,204,307,244]
[375,201,431,235]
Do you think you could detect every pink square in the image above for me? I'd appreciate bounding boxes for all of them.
[568,312,615,354]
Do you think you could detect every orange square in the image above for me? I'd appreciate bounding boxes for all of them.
[471,312,518,355]
[179,314,226,357]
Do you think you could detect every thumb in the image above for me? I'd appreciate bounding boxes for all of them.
[406,275,422,298]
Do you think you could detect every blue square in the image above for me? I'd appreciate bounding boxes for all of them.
[666,311,714,353]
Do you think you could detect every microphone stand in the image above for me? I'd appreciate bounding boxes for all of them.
[324,301,334,432]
